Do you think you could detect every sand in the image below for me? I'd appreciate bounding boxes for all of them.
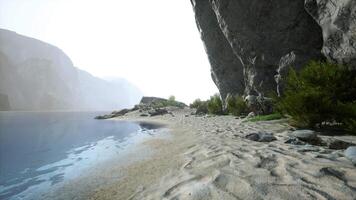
[48,107,356,200]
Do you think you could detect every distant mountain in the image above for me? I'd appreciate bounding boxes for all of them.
[0,29,142,111]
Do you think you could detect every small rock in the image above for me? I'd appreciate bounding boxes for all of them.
[296,145,320,152]
[344,146,356,165]
[326,139,354,150]
[245,132,277,142]
[319,167,345,181]
[246,112,256,119]
[285,137,306,145]
[289,130,322,145]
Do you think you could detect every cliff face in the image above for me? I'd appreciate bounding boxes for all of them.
[305,0,356,67]
[191,0,355,99]
[0,29,142,110]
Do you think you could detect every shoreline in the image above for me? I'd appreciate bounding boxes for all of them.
[46,108,356,199]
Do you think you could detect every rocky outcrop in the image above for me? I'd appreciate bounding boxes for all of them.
[0,29,142,110]
[190,0,355,99]
[305,0,356,67]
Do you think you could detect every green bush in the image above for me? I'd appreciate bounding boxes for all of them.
[277,60,356,133]
[207,94,224,115]
[190,98,208,114]
[226,94,248,116]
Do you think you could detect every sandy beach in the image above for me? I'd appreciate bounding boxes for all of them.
[73,107,356,200]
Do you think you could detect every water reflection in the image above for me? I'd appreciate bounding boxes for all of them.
[0,112,161,200]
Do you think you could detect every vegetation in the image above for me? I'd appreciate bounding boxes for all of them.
[150,95,186,109]
[248,113,283,122]
[190,98,209,114]
[226,94,248,116]
[276,61,356,133]
[207,94,224,115]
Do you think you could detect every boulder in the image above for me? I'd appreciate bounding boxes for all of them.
[289,130,322,145]
[245,132,277,142]
[345,146,356,165]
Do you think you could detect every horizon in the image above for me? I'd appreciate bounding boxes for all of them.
[0,0,218,104]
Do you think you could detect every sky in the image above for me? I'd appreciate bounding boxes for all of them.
[0,0,218,104]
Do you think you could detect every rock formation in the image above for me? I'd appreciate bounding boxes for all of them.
[190,0,355,99]
[305,0,356,67]
[0,29,142,110]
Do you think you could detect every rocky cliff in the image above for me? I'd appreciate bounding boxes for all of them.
[190,0,355,99]
[0,29,142,110]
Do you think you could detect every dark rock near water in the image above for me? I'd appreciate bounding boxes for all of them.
[245,132,277,142]
[345,146,356,165]
[95,108,132,119]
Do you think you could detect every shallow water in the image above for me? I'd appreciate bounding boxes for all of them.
[0,111,161,200]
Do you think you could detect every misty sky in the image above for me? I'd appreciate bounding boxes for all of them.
[0,0,218,104]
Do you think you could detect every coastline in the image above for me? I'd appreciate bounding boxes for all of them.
[45,107,356,200]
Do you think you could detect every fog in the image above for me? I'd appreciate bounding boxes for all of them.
[0,0,218,105]
[0,29,142,111]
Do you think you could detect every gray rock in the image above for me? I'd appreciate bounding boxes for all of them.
[245,132,277,142]
[190,0,323,99]
[326,138,355,150]
[289,130,322,145]
[148,108,168,116]
[305,0,356,68]
[285,137,306,145]
[344,146,356,165]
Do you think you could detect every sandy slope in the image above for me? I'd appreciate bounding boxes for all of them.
[90,107,356,200]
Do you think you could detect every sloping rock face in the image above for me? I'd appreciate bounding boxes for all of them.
[190,0,325,98]
[0,29,142,110]
[305,0,356,68]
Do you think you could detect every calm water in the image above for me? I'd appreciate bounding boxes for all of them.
[0,111,161,200]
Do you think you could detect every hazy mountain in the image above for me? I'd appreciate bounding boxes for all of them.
[0,29,142,111]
